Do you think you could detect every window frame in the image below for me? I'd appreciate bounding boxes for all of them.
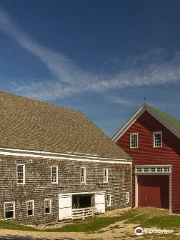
[130,133,138,149]
[4,202,15,219]
[153,131,162,148]
[107,194,111,207]
[125,192,130,204]
[17,164,25,185]
[80,167,86,183]
[44,199,51,214]
[51,165,58,184]
[103,168,109,183]
[26,200,34,217]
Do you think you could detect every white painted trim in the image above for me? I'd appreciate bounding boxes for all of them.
[130,164,132,208]
[44,199,51,214]
[103,168,109,183]
[107,194,111,206]
[147,107,180,139]
[153,131,162,148]
[135,164,172,167]
[112,104,180,142]
[16,164,25,185]
[26,200,34,217]
[51,165,58,184]
[169,174,172,212]
[135,175,138,207]
[125,192,130,204]
[80,167,86,184]
[130,133,138,149]
[4,201,15,219]
[59,191,106,196]
[112,105,146,142]
[135,165,172,174]
[135,173,172,176]
[0,148,131,164]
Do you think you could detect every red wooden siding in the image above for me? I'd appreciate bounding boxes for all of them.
[138,175,169,209]
[116,111,180,213]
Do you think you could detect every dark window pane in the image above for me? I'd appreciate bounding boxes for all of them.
[28,209,33,216]
[6,211,13,218]
[45,208,50,214]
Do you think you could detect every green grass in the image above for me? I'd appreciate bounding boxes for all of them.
[45,210,139,232]
[141,215,180,229]
[0,207,180,237]
[122,208,180,230]
[0,219,37,231]
[45,216,125,232]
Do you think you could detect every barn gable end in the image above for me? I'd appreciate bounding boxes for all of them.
[113,104,180,214]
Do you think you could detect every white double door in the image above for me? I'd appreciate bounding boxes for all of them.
[59,194,72,220]
[94,193,105,213]
[59,192,106,220]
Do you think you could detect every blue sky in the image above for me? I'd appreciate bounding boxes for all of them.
[1,0,180,137]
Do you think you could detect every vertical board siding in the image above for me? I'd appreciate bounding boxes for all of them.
[138,175,169,209]
[0,155,131,224]
[116,111,180,213]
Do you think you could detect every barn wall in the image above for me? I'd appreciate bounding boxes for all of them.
[116,111,180,213]
[0,154,131,225]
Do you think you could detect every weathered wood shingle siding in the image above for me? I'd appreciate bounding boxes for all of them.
[0,154,131,224]
[116,111,180,213]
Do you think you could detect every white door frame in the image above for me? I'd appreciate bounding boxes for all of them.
[134,165,172,212]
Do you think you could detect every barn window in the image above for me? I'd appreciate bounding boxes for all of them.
[27,200,34,216]
[130,133,138,148]
[51,166,58,184]
[157,167,163,172]
[17,164,25,184]
[164,167,170,172]
[126,192,130,203]
[4,202,15,219]
[143,167,149,173]
[107,194,111,206]
[150,167,156,172]
[80,167,86,183]
[153,132,162,147]
[103,168,109,183]
[136,167,142,172]
[44,199,51,214]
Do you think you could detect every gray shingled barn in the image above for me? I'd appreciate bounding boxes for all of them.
[0,91,131,225]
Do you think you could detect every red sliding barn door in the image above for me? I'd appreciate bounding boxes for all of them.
[138,175,169,209]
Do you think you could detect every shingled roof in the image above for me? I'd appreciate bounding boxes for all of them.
[0,91,130,160]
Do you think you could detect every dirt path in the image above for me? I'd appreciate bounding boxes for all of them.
[0,220,138,240]
[0,208,175,240]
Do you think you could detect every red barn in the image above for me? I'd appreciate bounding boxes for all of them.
[112,104,180,213]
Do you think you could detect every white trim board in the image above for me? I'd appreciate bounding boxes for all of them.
[112,105,145,142]
[59,191,106,196]
[0,148,132,165]
[112,104,180,142]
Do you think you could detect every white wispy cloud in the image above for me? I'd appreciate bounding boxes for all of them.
[0,5,95,88]
[106,95,138,106]
[1,5,180,101]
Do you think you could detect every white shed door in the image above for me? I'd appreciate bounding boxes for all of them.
[59,194,72,220]
[94,193,105,213]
